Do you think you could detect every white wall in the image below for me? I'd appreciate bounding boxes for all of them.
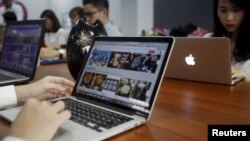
[137,0,153,36]
[121,0,137,36]
[120,0,154,36]
[21,0,48,19]
[109,0,121,32]
[22,0,82,25]
[20,0,153,36]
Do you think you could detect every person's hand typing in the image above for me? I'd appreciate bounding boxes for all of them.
[231,66,250,82]
[9,98,71,141]
[15,76,75,102]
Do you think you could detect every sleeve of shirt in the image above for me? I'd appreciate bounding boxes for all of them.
[57,28,69,45]
[13,4,24,21]
[104,23,122,36]
[233,59,250,74]
[2,136,25,141]
[203,32,213,38]
[0,85,17,110]
[242,59,250,74]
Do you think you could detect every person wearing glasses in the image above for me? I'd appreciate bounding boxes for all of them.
[83,0,122,36]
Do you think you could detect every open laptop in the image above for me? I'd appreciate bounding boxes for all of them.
[0,36,174,141]
[165,37,244,85]
[0,20,45,86]
[0,26,5,51]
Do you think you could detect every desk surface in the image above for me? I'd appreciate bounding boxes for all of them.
[1,64,250,141]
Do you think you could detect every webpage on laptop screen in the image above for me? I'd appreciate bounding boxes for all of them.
[76,40,168,113]
[0,25,42,74]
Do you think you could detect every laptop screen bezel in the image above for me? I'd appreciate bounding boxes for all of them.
[0,20,45,79]
[72,36,174,117]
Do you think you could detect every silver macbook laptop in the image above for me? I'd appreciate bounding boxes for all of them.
[0,36,174,141]
[165,37,244,85]
[0,20,45,86]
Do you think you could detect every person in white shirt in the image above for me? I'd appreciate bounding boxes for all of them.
[208,0,250,82]
[39,9,68,59]
[0,0,24,25]
[0,76,74,141]
[83,0,122,36]
[0,76,74,110]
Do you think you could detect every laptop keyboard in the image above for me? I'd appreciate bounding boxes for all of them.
[0,74,14,81]
[58,98,133,132]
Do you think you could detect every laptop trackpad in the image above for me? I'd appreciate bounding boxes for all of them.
[53,121,101,141]
[53,126,73,141]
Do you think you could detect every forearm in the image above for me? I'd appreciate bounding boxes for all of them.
[15,85,32,103]
[0,85,17,109]
[40,48,60,59]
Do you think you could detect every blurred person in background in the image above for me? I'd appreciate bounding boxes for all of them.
[207,0,250,81]
[0,0,24,25]
[69,6,85,26]
[83,0,122,36]
[40,9,68,59]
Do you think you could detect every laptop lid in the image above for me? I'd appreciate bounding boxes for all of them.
[165,37,235,85]
[0,26,5,51]
[0,20,45,81]
[72,36,174,119]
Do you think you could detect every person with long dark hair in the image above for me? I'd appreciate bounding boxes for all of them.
[211,0,250,81]
[40,9,68,59]
[0,0,24,25]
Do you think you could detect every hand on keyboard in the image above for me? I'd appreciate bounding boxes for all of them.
[8,99,71,141]
[231,66,248,81]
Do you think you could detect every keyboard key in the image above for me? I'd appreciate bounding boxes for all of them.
[55,98,133,132]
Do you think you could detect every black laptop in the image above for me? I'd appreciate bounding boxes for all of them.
[0,20,45,86]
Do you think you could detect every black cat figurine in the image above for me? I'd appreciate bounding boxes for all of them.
[66,19,107,80]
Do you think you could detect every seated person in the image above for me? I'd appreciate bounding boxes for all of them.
[40,9,68,60]
[83,0,122,36]
[0,0,24,25]
[207,0,250,82]
[0,76,74,140]
[0,76,74,110]
[69,6,85,26]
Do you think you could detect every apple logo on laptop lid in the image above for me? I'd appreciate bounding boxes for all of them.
[185,54,195,65]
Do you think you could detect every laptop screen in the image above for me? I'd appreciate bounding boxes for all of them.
[75,37,173,114]
[0,21,43,75]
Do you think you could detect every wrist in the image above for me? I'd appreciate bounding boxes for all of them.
[58,49,65,59]
[15,85,30,103]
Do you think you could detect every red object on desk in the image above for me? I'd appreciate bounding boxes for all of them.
[40,39,46,48]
